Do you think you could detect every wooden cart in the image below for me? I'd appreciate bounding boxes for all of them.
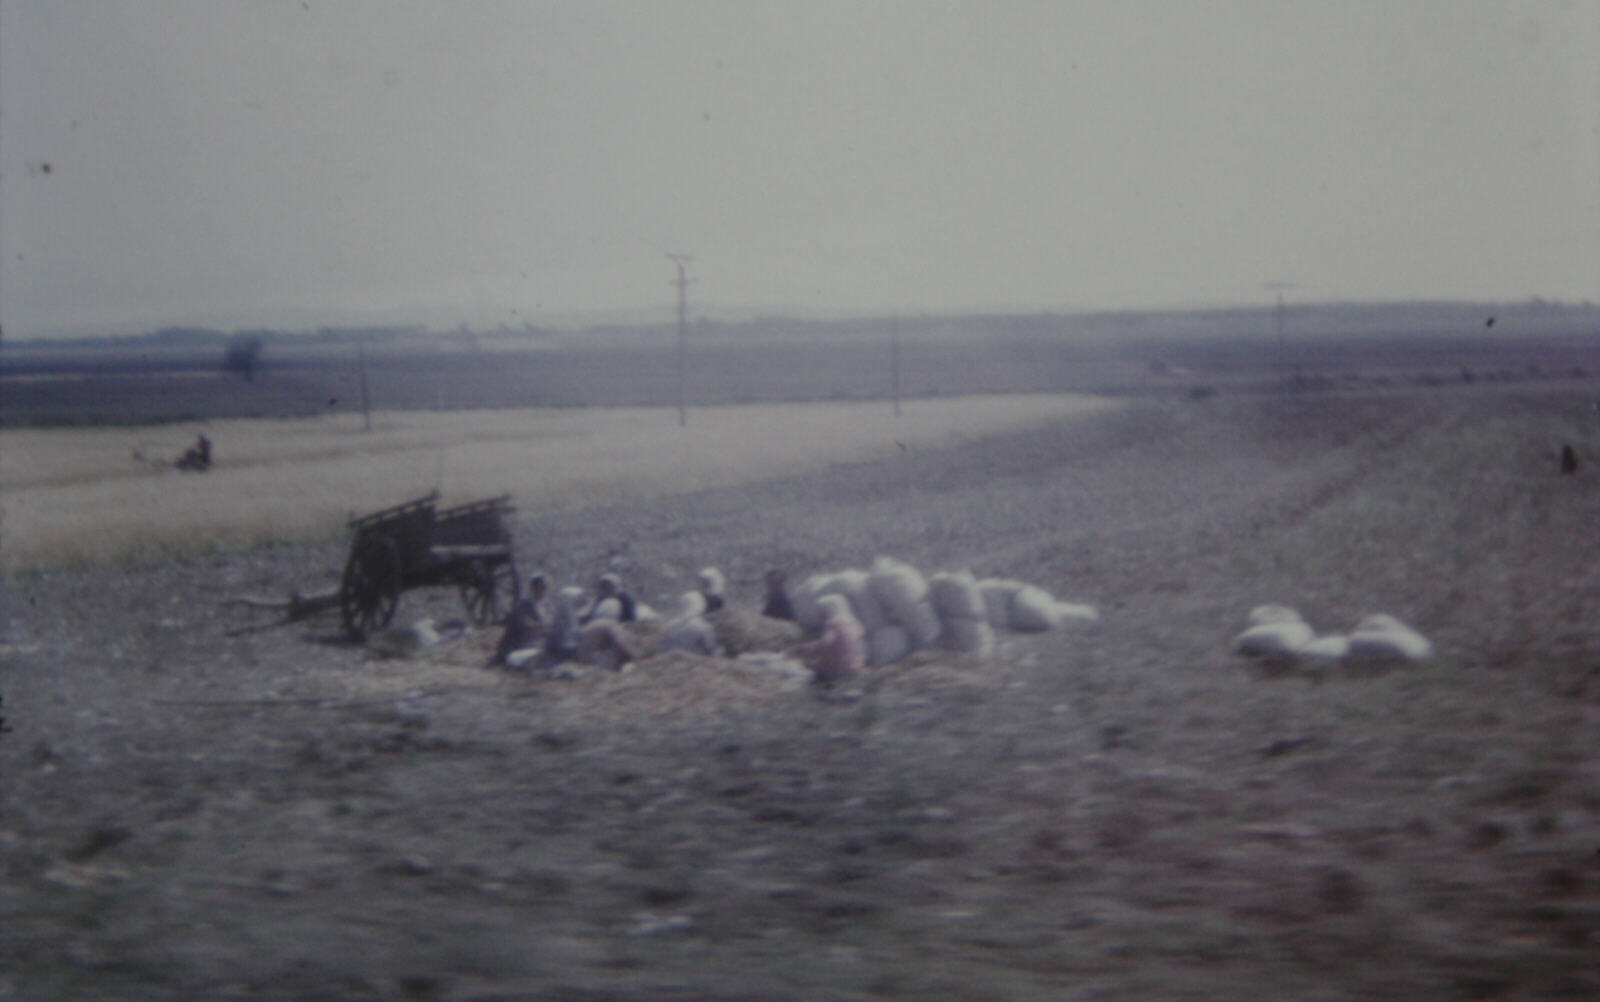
[337,492,520,639]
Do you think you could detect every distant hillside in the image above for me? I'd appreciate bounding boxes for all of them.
[4,298,1596,352]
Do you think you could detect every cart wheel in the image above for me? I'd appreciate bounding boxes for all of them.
[340,536,401,639]
[460,558,519,626]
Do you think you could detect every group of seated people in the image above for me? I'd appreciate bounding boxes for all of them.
[491,566,799,673]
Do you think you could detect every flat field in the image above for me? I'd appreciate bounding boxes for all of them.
[0,394,1114,570]
[2,347,1599,999]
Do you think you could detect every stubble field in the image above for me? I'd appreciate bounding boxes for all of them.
[1,336,1599,1000]
[0,394,1115,571]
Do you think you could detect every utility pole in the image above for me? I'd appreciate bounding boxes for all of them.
[890,314,902,417]
[1263,281,1296,378]
[668,253,694,428]
[356,336,373,433]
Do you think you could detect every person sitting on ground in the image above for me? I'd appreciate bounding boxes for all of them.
[540,586,584,664]
[582,573,637,625]
[761,568,796,622]
[660,590,722,657]
[698,567,726,613]
[492,573,548,668]
[799,594,865,684]
[176,433,213,472]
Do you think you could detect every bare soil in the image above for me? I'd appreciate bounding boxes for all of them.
[3,382,1599,1001]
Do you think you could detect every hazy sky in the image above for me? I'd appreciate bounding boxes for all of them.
[2,1,1596,336]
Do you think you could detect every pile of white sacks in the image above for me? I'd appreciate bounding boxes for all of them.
[793,556,1098,667]
[1233,604,1434,662]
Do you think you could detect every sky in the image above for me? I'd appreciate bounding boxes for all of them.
[2,1,1597,337]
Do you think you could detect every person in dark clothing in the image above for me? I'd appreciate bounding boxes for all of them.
[1560,443,1579,474]
[176,434,213,471]
[492,573,548,667]
[762,568,796,621]
[582,573,637,624]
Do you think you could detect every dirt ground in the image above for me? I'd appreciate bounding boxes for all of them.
[3,382,1599,1001]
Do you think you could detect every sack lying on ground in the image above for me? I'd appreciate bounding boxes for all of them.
[1247,604,1304,627]
[930,571,986,621]
[1347,614,1433,661]
[1010,585,1064,632]
[1234,619,1316,656]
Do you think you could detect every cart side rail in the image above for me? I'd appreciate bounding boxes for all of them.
[347,491,440,530]
[432,495,515,547]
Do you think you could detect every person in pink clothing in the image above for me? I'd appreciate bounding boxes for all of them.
[803,594,866,683]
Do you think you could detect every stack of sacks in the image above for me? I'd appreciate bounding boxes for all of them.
[930,570,994,657]
[978,578,1100,633]
[823,569,889,635]
[868,556,943,651]
[793,570,887,635]
[1233,606,1432,662]
[793,567,905,667]
[794,558,1100,667]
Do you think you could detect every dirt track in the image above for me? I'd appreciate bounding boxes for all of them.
[3,384,1599,1000]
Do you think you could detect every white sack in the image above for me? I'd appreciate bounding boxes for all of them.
[904,599,944,649]
[1348,614,1433,661]
[929,571,986,621]
[821,569,887,634]
[792,574,835,633]
[1233,620,1315,656]
[868,556,931,628]
[868,625,911,667]
[1009,585,1063,632]
[1248,604,1305,627]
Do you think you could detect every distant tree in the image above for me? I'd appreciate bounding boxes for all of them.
[221,334,264,381]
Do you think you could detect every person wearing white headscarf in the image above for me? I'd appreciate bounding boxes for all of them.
[697,567,726,613]
[582,572,637,624]
[800,594,866,683]
[544,586,583,660]
[660,590,722,657]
